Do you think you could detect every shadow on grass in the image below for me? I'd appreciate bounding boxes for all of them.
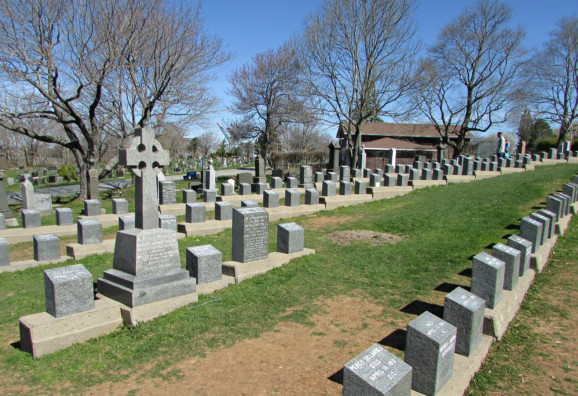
[400,300,443,318]
[10,341,21,350]
[434,282,469,293]
[505,223,521,231]
[378,329,407,352]
[328,368,344,385]
[458,267,472,277]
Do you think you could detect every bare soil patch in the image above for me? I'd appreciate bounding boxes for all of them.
[327,230,404,246]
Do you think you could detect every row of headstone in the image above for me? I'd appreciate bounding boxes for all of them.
[343,177,577,395]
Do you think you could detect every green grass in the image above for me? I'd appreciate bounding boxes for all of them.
[0,164,577,392]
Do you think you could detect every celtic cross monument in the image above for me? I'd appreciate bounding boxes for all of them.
[98,128,196,307]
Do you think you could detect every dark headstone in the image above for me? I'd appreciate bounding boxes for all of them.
[159,181,177,205]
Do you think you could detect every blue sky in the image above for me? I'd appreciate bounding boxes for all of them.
[194,0,578,138]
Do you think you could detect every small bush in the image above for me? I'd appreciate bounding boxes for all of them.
[535,138,558,152]
[58,164,78,181]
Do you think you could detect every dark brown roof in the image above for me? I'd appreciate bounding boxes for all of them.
[362,137,435,151]
[337,122,474,139]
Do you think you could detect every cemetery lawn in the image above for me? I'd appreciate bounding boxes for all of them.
[0,164,577,394]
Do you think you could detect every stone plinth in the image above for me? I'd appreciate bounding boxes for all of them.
[44,264,94,317]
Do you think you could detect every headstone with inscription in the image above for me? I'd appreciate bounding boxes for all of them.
[405,311,457,395]
[186,244,222,284]
[158,214,177,231]
[44,264,94,317]
[470,252,505,309]
[232,207,269,263]
[339,165,350,182]
[299,165,314,188]
[343,344,412,396]
[519,217,543,253]
[443,287,485,357]
[545,195,563,221]
[97,128,195,307]
[159,181,177,205]
[253,155,266,184]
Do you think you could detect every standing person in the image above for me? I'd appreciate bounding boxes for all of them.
[504,137,510,159]
[497,132,506,158]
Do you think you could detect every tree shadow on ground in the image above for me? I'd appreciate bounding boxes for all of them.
[400,300,444,318]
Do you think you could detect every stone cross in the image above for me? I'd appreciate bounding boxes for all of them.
[120,128,169,229]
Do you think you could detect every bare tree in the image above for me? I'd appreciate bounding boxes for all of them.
[279,122,332,152]
[415,0,526,158]
[227,44,313,159]
[0,0,230,198]
[296,0,419,168]
[197,130,218,158]
[524,16,578,145]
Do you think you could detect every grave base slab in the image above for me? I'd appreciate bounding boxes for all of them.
[159,202,216,216]
[120,292,198,326]
[555,214,572,235]
[196,275,236,295]
[482,270,535,340]
[222,248,315,284]
[266,205,325,222]
[473,171,501,180]
[19,296,122,357]
[320,194,373,210]
[500,167,525,174]
[0,256,72,274]
[77,213,124,228]
[177,220,232,237]
[446,175,476,183]
[66,239,116,260]
[410,180,447,189]
[410,335,494,396]
[368,186,413,200]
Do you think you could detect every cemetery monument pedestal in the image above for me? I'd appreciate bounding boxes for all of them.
[97,128,195,309]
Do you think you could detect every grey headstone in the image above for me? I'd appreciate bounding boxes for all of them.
[285,189,300,207]
[374,168,384,178]
[254,182,268,194]
[553,193,571,216]
[549,148,557,159]
[507,235,532,277]
[339,165,350,182]
[471,252,505,309]
[314,172,324,184]
[263,190,279,208]
[285,177,298,189]
[363,168,373,178]
[340,181,352,196]
[221,182,234,196]
[44,264,94,318]
[0,177,14,221]
[442,164,453,176]
[563,183,577,203]
[277,222,304,254]
[405,311,457,395]
[21,209,41,228]
[237,172,253,186]
[22,179,35,209]
[305,189,319,205]
[443,287,485,357]
[87,168,99,200]
[433,169,444,180]
[34,234,61,261]
[322,181,336,197]
[203,189,217,203]
[520,217,543,253]
[299,165,314,188]
[186,203,206,223]
[354,180,367,195]
[34,193,53,214]
[77,218,103,245]
[530,212,552,242]
[351,169,363,178]
[384,164,396,174]
[395,164,406,174]
[271,177,283,189]
[343,344,412,396]
[0,213,4,230]
[254,155,266,183]
[327,172,338,182]
[369,174,381,187]
[158,214,177,231]
[239,183,252,195]
[0,238,8,266]
[537,209,557,239]
[55,208,74,226]
[492,243,521,291]
[397,174,409,187]
[241,200,259,208]
[182,189,197,204]
[204,168,216,191]
[112,198,129,214]
[119,215,135,231]
[215,202,233,220]
[384,174,396,187]
[84,199,101,216]
[413,160,423,170]
[159,181,177,204]
[186,244,222,284]
[546,195,564,221]
[232,207,269,263]
[422,168,433,181]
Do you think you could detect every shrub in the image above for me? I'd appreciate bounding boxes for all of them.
[58,164,78,181]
